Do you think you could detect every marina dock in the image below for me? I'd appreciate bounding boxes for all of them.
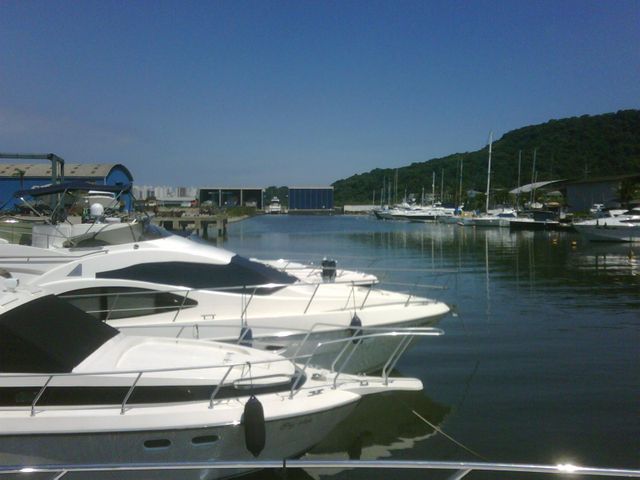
[151,213,227,238]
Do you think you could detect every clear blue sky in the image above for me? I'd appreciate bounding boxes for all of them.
[1,0,638,187]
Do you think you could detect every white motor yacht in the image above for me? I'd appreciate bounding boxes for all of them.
[573,208,640,242]
[5,181,373,285]
[0,287,425,479]
[0,228,449,372]
[265,196,283,214]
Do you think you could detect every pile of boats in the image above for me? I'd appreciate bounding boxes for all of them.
[0,183,451,478]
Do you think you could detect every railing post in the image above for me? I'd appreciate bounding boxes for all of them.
[332,340,362,389]
[209,365,235,409]
[241,287,257,323]
[105,293,120,321]
[51,470,69,480]
[360,284,373,310]
[303,283,320,314]
[342,284,354,311]
[121,372,143,415]
[31,375,53,416]
[447,470,472,480]
[382,336,413,384]
[172,290,191,323]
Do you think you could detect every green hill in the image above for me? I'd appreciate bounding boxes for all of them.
[332,109,640,206]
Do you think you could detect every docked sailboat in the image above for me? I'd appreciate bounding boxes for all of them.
[0,287,428,479]
[460,133,517,228]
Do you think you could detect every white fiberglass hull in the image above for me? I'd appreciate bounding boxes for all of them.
[0,402,356,480]
[0,373,422,479]
[574,223,640,243]
[460,216,511,228]
[113,299,449,373]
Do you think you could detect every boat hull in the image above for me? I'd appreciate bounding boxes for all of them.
[509,219,560,231]
[574,224,640,242]
[114,301,450,373]
[0,402,357,480]
[460,217,510,228]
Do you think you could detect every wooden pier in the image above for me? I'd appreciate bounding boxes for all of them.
[151,213,227,239]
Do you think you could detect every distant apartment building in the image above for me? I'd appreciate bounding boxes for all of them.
[132,185,198,207]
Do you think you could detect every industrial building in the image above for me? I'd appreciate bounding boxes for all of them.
[0,160,134,208]
[198,187,264,209]
[288,187,334,212]
[562,174,640,212]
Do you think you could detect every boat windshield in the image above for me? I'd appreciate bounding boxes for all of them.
[97,255,298,291]
[0,295,118,373]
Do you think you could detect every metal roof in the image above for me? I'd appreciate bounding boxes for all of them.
[0,163,126,179]
[13,181,132,198]
[509,180,565,195]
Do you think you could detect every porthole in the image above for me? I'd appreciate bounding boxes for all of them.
[144,438,171,449]
[191,435,219,446]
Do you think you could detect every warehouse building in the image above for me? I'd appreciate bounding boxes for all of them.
[198,187,264,209]
[562,174,640,212]
[0,162,134,209]
[288,187,334,212]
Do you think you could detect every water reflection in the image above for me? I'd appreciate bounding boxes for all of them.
[224,216,639,473]
[306,389,450,458]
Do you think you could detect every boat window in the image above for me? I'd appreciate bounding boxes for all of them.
[0,295,119,373]
[144,439,171,449]
[191,435,219,446]
[96,255,297,292]
[59,287,198,321]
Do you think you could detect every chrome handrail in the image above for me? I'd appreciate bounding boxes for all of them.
[1,460,638,477]
[120,371,143,414]
[289,329,443,398]
[1,328,442,416]
[303,283,320,314]
[58,279,429,327]
[30,375,53,417]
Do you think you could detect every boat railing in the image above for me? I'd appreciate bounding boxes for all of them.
[288,328,442,397]
[58,280,434,326]
[0,328,441,416]
[0,249,107,264]
[1,459,638,478]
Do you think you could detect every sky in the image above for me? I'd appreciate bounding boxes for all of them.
[1,0,638,187]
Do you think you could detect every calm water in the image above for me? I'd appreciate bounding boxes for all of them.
[225,215,639,478]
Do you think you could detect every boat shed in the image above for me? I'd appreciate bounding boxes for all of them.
[561,174,640,212]
[0,163,134,208]
[198,187,264,209]
[288,187,334,212]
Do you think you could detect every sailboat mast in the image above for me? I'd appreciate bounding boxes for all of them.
[440,168,444,204]
[530,148,537,204]
[517,150,521,209]
[459,157,464,207]
[431,172,435,205]
[485,132,493,213]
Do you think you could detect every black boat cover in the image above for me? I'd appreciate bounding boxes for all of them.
[0,295,119,373]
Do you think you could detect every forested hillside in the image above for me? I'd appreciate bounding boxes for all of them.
[332,110,640,205]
